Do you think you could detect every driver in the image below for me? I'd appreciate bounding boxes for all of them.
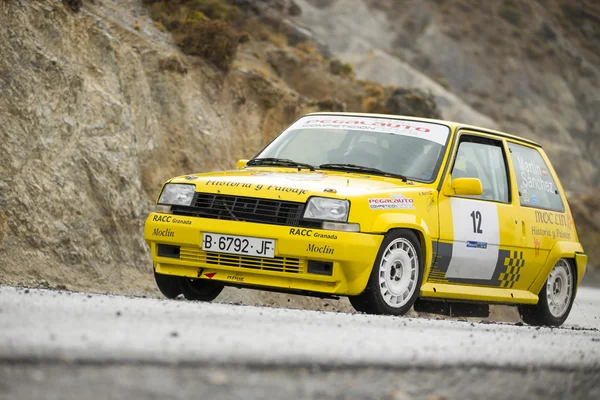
[343,141,382,169]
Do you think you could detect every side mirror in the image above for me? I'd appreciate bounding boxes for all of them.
[236,159,249,169]
[448,177,483,196]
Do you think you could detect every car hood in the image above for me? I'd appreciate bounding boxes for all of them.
[168,168,426,200]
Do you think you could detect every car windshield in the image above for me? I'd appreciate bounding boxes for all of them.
[255,116,451,182]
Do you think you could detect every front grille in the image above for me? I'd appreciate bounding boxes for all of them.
[172,193,321,228]
[179,246,303,274]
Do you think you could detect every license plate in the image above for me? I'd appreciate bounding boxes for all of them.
[202,233,275,258]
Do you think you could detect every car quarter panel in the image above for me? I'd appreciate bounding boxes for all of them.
[506,142,584,293]
[528,241,586,294]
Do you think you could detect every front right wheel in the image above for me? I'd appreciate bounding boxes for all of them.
[518,258,576,326]
[349,230,423,315]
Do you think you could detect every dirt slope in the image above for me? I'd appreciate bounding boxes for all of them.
[0,0,437,311]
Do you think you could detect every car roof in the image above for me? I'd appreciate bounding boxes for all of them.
[305,112,541,148]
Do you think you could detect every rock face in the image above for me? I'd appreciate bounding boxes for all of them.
[0,0,439,308]
[293,0,600,193]
[0,0,307,295]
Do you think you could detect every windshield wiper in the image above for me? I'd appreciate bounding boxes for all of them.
[247,157,316,171]
[319,163,408,181]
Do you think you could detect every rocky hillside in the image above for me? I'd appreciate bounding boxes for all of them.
[0,0,597,307]
[0,0,437,307]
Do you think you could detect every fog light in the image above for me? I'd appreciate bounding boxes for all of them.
[322,222,360,232]
[157,244,180,258]
[307,260,333,276]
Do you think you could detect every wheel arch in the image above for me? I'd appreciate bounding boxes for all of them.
[385,227,428,273]
[529,241,586,295]
[370,214,434,286]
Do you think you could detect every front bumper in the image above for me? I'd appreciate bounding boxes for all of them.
[144,213,383,296]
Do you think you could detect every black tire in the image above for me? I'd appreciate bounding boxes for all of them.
[154,271,182,299]
[518,258,576,327]
[348,294,376,314]
[349,229,423,316]
[179,277,224,302]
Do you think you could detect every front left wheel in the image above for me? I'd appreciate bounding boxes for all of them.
[179,277,224,302]
[349,229,423,315]
[154,271,224,302]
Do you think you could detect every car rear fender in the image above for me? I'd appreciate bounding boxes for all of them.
[529,241,586,295]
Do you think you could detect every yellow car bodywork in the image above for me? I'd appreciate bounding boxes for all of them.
[144,113,586,306]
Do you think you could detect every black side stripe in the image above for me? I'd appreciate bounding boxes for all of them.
[427,245,524,288]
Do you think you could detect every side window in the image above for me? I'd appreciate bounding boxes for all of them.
[451,136,510,203]
[508,142,564,212]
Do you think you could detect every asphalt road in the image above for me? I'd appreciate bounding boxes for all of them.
[1,286,600,399]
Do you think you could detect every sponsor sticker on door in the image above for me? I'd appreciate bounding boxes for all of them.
[466,241,488,249]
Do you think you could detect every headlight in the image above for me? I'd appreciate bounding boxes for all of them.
[158,184,196,206]
[303,197,349,222]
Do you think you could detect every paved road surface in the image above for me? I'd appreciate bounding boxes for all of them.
[1,286,600,399]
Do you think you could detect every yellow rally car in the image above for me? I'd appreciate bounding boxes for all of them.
[144,113,587,326]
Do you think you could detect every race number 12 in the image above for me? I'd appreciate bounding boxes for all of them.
[471,211,483,234]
